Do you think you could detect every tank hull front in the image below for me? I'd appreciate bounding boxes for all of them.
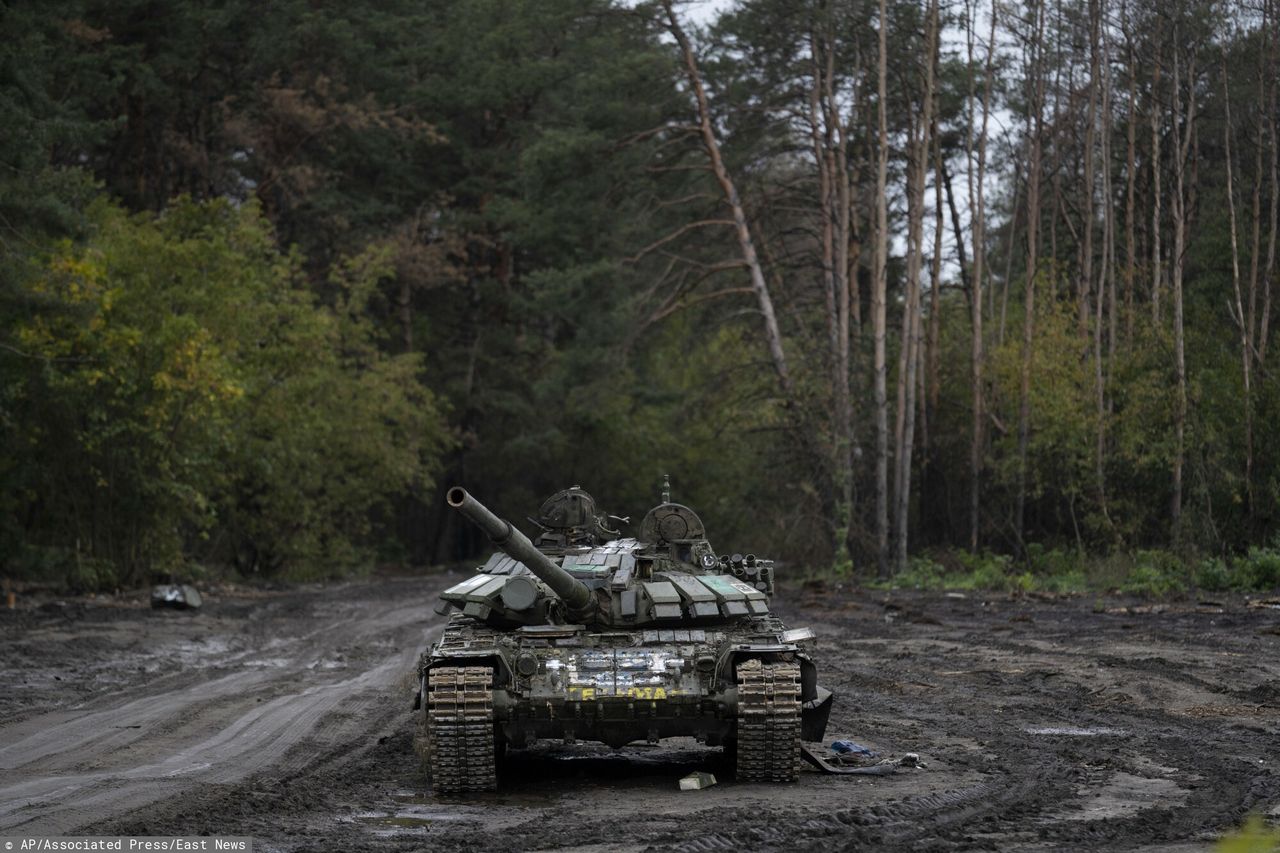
[418,615,830,751]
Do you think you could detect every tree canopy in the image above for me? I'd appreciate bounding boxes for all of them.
[4,0,1280,587]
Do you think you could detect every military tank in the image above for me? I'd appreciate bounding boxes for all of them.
[414,478,833,793]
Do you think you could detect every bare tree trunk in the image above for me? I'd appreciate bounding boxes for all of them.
[1124,0,1138,348]
[1047,0,1065,279]
[925,118,943,447]
[807,25,842,561]
[919,116,944,550]
[967,0,997,551]
[1263,0,1279,362]
[873,0,891,576]
[661,1,794,400]
[1249,74,1264,359]
[1097,0,1115,524]
[941,162,972,297]
[829,28,857,562]
[1169,39,1196,540]
[1150,30,1164,324]
[1000,164,1022,349]
[1016,0,1046,549]
[927,122,944,453]
[1080,0,1099,339]
[893,0,938,571]
[1222,60,1254,514]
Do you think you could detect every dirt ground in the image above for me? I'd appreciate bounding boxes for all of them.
[1,571,1278,852]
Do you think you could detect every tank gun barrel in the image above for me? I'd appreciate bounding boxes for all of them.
[446,487,595,616]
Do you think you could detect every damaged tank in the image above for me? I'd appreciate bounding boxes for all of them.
[414,478,833,793]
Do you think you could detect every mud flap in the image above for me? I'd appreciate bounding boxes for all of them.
[801,686,833,741]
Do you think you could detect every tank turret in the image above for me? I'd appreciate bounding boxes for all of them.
[446,486,595,619]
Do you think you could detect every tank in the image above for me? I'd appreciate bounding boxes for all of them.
[414,478,833,793]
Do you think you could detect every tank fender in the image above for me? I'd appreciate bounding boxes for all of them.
[802,685,834,741]
[799,657,818,703]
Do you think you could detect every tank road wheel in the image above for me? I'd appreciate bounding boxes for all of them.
[734,658,802,782]
[425,666,498,793]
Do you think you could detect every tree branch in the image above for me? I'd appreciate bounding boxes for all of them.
[624,219,736,263]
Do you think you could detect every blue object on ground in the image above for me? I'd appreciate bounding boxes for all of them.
[831,740,877,757]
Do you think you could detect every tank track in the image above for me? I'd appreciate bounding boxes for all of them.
[735,658,802,782]
[425,666,497,793]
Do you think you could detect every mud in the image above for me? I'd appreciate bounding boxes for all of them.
[1,573,1277,851]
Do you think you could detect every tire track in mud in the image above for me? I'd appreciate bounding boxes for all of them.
[646,749,1073,853]
[5,581,1277,850]
[771,594,1280,851]
[0,578,446,834]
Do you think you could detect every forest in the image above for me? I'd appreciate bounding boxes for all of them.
[4,0,1280,591]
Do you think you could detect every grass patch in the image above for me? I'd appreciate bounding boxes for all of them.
[1216,815,1280,853]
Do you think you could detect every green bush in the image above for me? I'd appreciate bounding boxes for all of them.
[1240,547,1280,590]
[891,556,948,590]
[1195,557,1232,592]
[954,550,1014,589]
[1120,551,1189,596]
[1041,568,1088,594]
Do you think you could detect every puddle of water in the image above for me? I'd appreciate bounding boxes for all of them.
[1025,726,1129,737]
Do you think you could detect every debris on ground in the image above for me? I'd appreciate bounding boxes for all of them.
[801,744,897,775]
[830,740,877,757]
[150,584,203,610]
[679,771,716,790]
[879,752,926,769]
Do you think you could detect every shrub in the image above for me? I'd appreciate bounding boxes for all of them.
[892,556,947,590]
[1120,551,1188,596]
[1240,547,1280,590]
[1195,557,1232,592]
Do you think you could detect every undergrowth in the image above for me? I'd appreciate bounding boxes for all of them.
[1216,815,1280,853]
[860,540,1280,598]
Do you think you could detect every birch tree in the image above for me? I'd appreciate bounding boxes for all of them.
[873,0,891,575]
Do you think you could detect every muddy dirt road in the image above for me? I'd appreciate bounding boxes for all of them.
[1,573,1277,851]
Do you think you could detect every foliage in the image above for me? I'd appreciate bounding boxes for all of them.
[1,198,448,585]
[1193,547,1280,593]
[1119,552,1189,597]
[874,551,1034,593]
[1196,557,1233,592]
[1238,547,1280,591]
[6,0,1280,591]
